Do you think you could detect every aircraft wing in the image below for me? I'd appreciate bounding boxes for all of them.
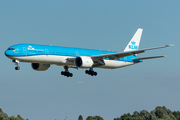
[91,44,173,60]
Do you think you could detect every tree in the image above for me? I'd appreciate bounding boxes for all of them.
[0,108,8,118]
[173,111,180,120]
[78,115,83,120]
[86,116,104,120]
[10,116,17,120]
[140,110,150,119]
[155,106,165,118]
[86,116,92,120]
[92,116,104,120]
[17,114,23,120]
[150,111,156,120]
[132,111,139,117]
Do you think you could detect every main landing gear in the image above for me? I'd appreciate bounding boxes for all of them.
[13,60,20,70]
[85,68,97,76]
[61,66,73,77]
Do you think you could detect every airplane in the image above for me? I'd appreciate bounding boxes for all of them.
[4,28,173,77]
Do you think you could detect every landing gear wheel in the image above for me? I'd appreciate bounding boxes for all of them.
[85,69,97,76]
[69,73,73,77]
[61,66,73,77]
[15,66,20,70]
[61,71,64,75]
[13,60,20,70]
[94,72,97,76]
[85,70,89,74]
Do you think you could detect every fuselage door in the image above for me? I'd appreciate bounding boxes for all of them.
[45,49,48,56]
[76,51,79,56]
[23,47,27,56]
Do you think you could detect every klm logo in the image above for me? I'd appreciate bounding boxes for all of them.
[129,41,138,49]
[28,46,34,50]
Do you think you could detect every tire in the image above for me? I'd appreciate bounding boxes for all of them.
[94,72,97,76]
[70,73,73,77]
[88,71,92,75]
[64,72,68,76]
[15,66,20,70]
[85,70,89,74]
[61,71,64,75]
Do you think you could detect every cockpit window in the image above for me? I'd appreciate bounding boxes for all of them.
[8,48,15,50]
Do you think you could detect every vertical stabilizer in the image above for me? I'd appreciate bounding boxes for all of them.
[124,28,143,52]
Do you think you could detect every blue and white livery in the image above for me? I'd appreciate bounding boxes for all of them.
[5,28,173,77]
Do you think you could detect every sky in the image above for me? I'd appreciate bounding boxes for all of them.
[0,1,179,120]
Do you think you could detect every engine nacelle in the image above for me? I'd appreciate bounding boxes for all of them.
[75,56,94,68]
[31,63,50,71]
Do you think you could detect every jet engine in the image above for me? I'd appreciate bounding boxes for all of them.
[75,56,94,68]
[31,63,50,71]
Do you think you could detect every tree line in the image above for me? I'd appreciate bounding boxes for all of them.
[0,108,27,120]
[78,106,180,120]
[113,106,180,120]
[1,106,180,120]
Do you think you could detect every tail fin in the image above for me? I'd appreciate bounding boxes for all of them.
[124,28,143,52]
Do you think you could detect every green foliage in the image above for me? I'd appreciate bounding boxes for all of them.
[132,111,139,117]
[140,110,151,119]
[86,116,104,120]
[113,106,180,120]
[0,108,27,120]
[155,106,166,118]
[172,111,180,120]
[149,111,156,120]
[92,116,104,120]
[17,114,23,120]
[1,106,180,120]
[86,116,93,120]
[114,112,145,120]
[78,115,83,120]
[0,108,8,118]
[154,106,176,120]
[173,111,180,120]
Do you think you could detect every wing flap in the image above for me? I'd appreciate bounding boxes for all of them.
[132,56,166,61]
[66,58,76,61]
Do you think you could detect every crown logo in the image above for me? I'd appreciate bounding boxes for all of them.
[131,41,136,45]
[129,41,138,49]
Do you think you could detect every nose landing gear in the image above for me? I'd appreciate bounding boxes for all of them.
[85,68,97,76]
[13,60,20,70]
[61,66,73,77]
[15,66,20,70]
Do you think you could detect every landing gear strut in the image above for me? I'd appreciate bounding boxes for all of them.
[85,68,97,76]
[61,66,73,77]
[13,60,20,70]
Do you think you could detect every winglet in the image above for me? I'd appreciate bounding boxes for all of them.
[165,44,174,47]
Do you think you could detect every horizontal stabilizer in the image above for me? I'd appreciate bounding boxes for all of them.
[91,44,172,60]
[132,56,166,61]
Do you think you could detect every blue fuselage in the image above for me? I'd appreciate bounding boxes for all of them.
[5,43,141,63]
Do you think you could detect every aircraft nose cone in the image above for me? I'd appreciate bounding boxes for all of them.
[5,50,10,56]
